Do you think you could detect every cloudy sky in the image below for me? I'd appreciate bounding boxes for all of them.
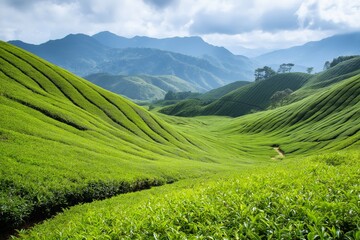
[1,0,359,54]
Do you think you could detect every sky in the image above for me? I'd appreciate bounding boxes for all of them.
[1,0,359,55]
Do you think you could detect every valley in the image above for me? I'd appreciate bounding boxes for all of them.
[0,39,359,239]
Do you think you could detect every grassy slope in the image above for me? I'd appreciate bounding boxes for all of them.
[223,73,360,154]
[16,69,360,239]
[85,73,198,101]
[1,40,360,239]
[199,80,250,100]
[161,73,311,117]
[0,41,259,232]
[289,56,360,103]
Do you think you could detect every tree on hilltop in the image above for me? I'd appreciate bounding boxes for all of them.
[277,63,294,73]
[254,66,276,81]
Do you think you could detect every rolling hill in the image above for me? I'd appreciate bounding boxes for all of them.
[1,40,236,234]
[85,73,197,101]
[255,32,360,71]
[224,72,360,154]
[288,56,360,103]
[198,80,250,100]
[1,39,360,239]
[161,72,311,117]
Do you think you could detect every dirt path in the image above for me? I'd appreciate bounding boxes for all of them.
[272,147,285,159]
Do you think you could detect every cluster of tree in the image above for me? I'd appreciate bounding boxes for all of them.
[277,63,294,73]
[164,91,201,101]
[254,66,276,81]
[323,55,359,70]
[255,63,297,82]
[270,88,293,107]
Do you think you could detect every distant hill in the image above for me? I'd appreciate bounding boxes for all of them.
[160,73,311,117]
[92,31,254,76]
[161,56,360,118]
[85,73,197,101]
[9,33,255,93]
[255,32,360,72]
[199,81,250,100]
[9,34,108,76]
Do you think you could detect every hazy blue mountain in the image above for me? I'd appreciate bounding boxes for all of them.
[9,33,253,91]
[98,47,244,90]
[92,31,254,78]
[85,73,197,101]
[255,32,360,72]
[9,34,109,76]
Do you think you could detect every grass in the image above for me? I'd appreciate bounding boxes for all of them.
[1,41,258,233]
[15,151,360,239]
[1,40,360,239]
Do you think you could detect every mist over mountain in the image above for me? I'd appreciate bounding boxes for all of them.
[9,32,255,92]
[255,32,360,72]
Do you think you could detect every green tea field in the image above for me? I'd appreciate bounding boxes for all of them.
[0,41,359,239]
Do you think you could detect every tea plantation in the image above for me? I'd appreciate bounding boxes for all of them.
[0,41,359,239]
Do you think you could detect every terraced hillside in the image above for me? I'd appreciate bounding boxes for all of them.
[161,73,311,117]
[11,68,360,239]
[0,41,247,234]
[224,73,360,154]
[289,56,360,102]
[198,80,250,100]
[1,40,360,239]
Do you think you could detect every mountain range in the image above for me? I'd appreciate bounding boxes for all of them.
[8,33,254,93]
[8,31,360,102]
[255,32,360,72]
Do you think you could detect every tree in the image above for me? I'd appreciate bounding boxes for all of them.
[254,66,276,81]
[323,61,330,71]
[263,66,276,79]
[306,67,314,74]
[278,63,294,73]
[270,88,293,107]
[329,55,359,68]
[254,68,265,81]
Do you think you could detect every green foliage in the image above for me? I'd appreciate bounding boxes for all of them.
[277,63,294,73]
[254,66,276,81]
[270,88,293,108]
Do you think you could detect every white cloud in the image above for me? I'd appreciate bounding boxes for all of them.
[297,0,360,30]
[203,29,332,51]
[0,0,358,51]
